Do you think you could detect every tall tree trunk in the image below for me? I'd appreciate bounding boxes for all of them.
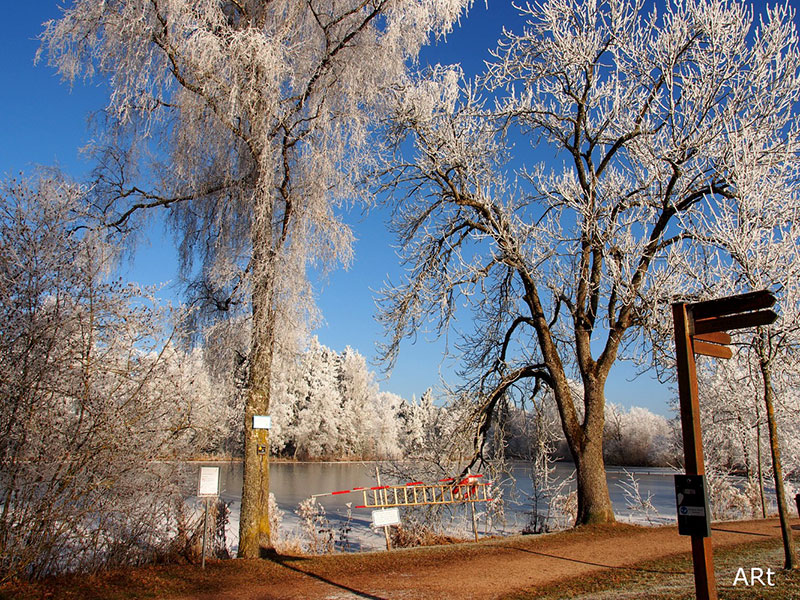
[755,400,767,519]
[573,384,615,526]
[238,198,275,559]
[757,331,797,570]
[238,348,273,558]
[574,434,615,524]
[554,377,615,526]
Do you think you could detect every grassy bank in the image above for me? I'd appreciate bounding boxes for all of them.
[514,538,800,599]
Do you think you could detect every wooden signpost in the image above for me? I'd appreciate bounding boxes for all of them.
[197,466,221,569]
[672,290,777,600]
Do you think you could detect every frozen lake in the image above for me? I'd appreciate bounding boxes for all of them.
[187,461,681,553]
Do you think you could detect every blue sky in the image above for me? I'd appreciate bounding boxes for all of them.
[8,0,789,416]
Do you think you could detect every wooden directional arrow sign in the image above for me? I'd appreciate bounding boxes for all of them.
[686,290,777,357]
[693,310,778,336]
[692,331,734,359]
[692,340,732,359]
[693,332,732,345]
[689,290,776,320]
[671,289,780,600]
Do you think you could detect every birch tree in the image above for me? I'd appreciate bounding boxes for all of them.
[41,0,470,557]
[378,0,800,524]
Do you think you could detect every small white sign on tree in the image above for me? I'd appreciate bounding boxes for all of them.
[253,415,271,430]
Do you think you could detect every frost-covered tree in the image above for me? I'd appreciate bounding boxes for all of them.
[267,338,404,459]
[690,119,800,567]
[158,344,243,455]
[41,0,471,556]
[0,175,190,580]
[338,347,378,455]
[696,358,769,517]
[371,391,405,459]
[398,389,439,456]
[378,0,800,525]
[268,339,301,456]
[293,339,343,458]
[604,405,674,467]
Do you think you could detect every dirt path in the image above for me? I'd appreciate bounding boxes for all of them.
[174,518,794,600]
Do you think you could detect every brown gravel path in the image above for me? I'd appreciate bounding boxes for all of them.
[175,518,795,600]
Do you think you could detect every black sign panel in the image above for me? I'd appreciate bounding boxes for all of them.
[674,474,711,537]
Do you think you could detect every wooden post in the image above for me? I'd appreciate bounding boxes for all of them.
[672,302,717,600]
[375,466,391,551]
[201,498,209,569]
[470,499,478,542]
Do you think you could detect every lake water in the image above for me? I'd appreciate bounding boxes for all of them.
[190,461,681,553]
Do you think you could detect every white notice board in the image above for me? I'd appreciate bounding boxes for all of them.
[198,466,220,497]
[372,507,401,528]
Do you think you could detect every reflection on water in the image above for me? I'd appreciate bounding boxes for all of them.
[212,461,381,510]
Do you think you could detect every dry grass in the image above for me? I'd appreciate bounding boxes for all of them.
[389,524,469,548]
[510,538,800,600]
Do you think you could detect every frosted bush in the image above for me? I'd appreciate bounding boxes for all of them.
[706,469,749,521]
[617,470,661,525]
[296,497,333,555]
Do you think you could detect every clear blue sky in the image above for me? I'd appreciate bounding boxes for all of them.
[7,0,786,417]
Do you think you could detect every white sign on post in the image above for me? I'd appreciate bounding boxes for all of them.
[371,507,401,528]
[198,466,220,497]
[253,415,272,430]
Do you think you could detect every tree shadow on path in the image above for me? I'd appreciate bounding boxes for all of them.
[710,525,773,537]
[265,551,387,600]
[495,543,690,575]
